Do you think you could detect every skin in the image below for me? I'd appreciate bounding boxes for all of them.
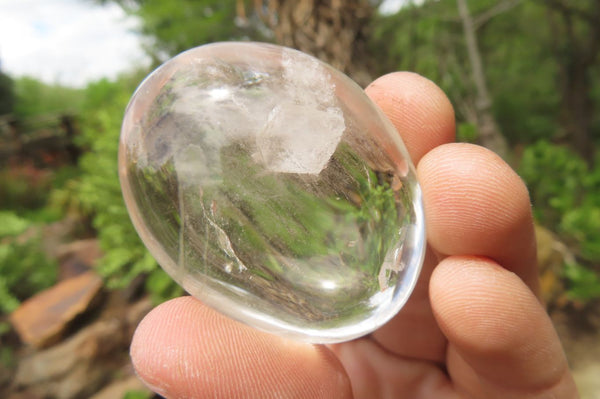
[130,72,579,399]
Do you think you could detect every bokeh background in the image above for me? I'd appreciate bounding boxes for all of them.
[0,0,599,398]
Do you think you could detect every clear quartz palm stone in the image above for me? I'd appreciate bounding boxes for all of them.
[119,42,425,343]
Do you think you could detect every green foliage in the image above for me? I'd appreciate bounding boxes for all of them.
[116,0,267,62]
[0,345,15,369]
[0,71,15,115]
[145,268,184,303]
[12,77,84,120]
[0,74,87,314]
[0,164,82,223]
[519,141,600,299]
[563,262,600,302]
[75,74,182,302]
[0,211,31,237]
[135,1,237,56]
[0,166,53,212]
[122,390,152,399]
[561,207,600,262]
[482,1,562,144]
[370,1,460,85]
[457,122,478,143]
[519,142,592,225]
[0,213,58,314]
[370,1,569,146]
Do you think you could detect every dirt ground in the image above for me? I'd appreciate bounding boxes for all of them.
[551,301,600,399]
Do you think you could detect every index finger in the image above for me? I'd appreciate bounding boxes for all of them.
[365,71,456,165]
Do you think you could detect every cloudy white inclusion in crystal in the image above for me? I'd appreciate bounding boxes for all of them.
[254,48,345,175]
[167,47,345,178]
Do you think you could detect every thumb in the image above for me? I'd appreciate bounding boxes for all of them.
[430,256,578,399]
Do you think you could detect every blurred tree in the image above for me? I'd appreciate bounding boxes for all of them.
[99,0,253,64]
[370,0,599,158]
[243,0,377,86]
[481,1,561,146]
[370,0,522,156]
[12,77,83,120]
[103,0,378,85]
[0,69,15,116]
[456,0,511,158]
[543,0,600,165]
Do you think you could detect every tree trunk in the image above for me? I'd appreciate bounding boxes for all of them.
[457,0,509,159]
[546,0,600,165]
[252,0,375,87]
[562,61,594,164]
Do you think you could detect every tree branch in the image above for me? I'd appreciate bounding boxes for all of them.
[544,0,600,66]
[473,0,523,31]
[456,0,508,158]
[544,0,599,25]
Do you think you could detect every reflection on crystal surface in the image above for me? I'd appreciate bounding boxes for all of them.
[119,42,425,343]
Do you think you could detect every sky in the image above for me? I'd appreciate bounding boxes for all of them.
[0,0,409,88]
[0,0,149,87]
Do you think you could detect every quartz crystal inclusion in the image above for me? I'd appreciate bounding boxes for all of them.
[119,42,425,343]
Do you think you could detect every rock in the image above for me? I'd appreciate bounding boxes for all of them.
[14,318,124,399]
[125,296,154,339]
[55,239,103,280]
[12,297,153,399]
[573,361,600,399]
[40,218,79,258]
[89,375,151,399]
[9,271,104,348]
[6,392,43,399]
[120,273,147,303]
[552,302,600,399]
[536,224,573,308]
[13,217,78,258]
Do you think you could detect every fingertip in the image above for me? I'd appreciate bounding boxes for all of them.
[366,72,455,164]
[130,297,209,397]
[429,256,536,350]
[429,256,576,397]
[131,297,352,399]
[418,143,538,290]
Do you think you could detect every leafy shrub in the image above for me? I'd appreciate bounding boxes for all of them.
[519,141,588,224]
[561,207,600,263]
[0,164,54,212]
[122,390,152,399]
[0,212,58,314]
[0,164,82,225]
[456,122,478,143]
[75,75,182,303]
[519,141,600,301]
[0,211,30,237]
[563,262,600,301]
[12,77,83,120]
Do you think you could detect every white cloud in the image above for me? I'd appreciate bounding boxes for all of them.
[379,0,425,15]
[0,0,149,87]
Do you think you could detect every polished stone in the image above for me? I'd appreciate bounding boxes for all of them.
[119,42,425,343]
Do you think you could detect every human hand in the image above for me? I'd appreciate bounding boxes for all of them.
[130,72,579,399]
